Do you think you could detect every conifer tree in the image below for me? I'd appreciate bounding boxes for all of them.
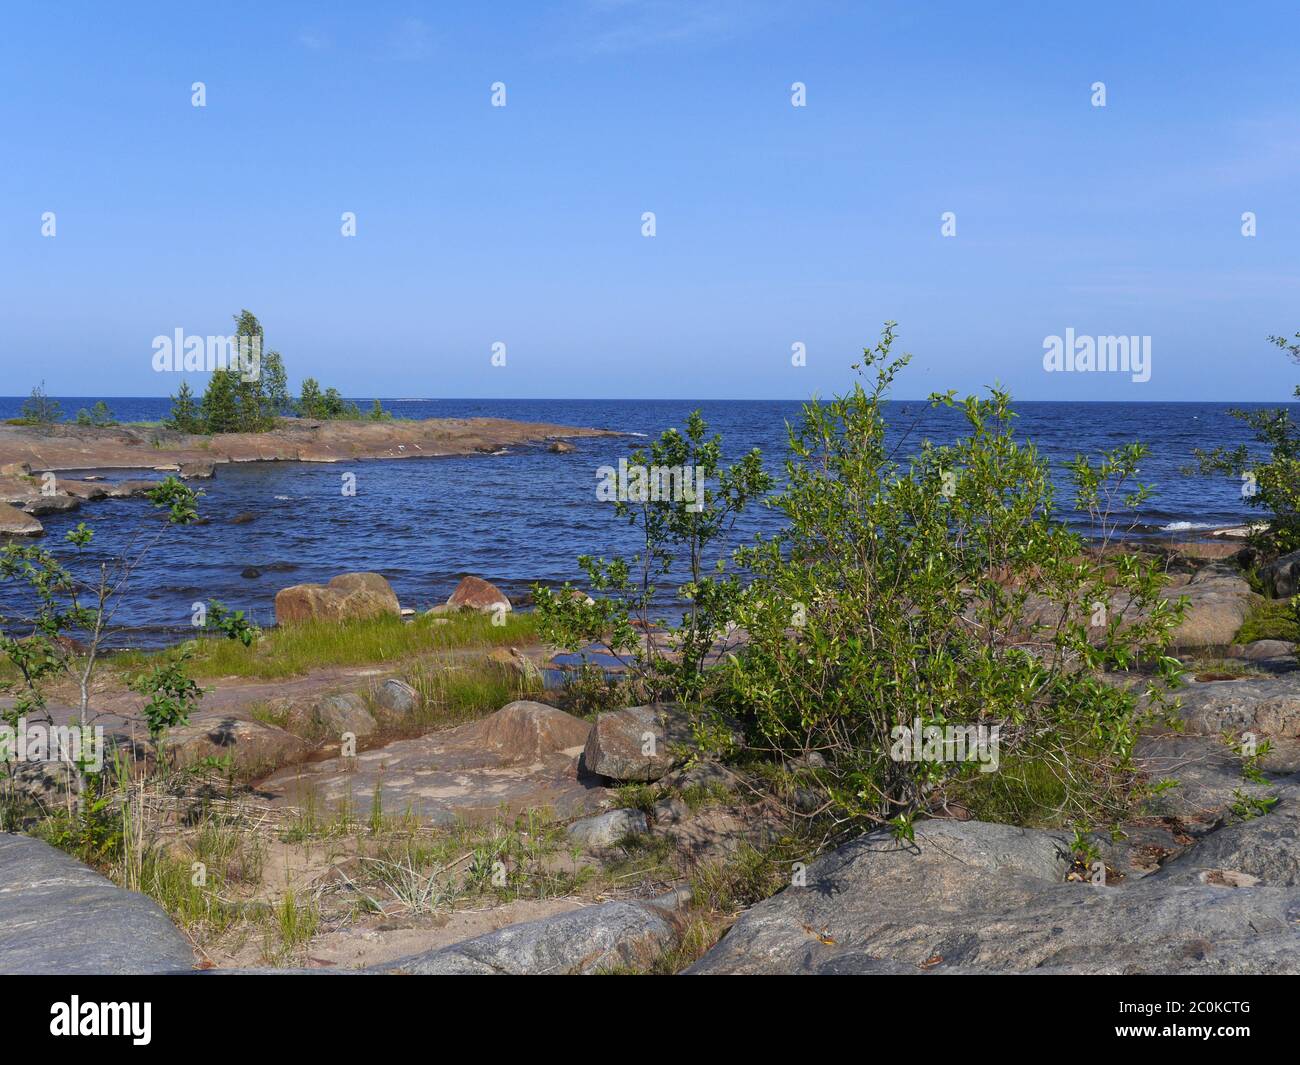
[167,382,203,433]
[201,369,240,433]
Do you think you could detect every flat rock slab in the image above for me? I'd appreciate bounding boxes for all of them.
[1153,775,1300,887]
[0,833,194,974]
[383,900,675,974]
[1174,673,1300,739]
[1136,732,1295,822]
[0,419,618,473]
[259,701,613,826]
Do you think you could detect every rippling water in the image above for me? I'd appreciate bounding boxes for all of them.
[0,397,1289,645]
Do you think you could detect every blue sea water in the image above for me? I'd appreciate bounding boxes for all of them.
[0,396,1288,645]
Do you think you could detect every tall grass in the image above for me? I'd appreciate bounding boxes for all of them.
[112,610,539,680]
[402,657,542,729]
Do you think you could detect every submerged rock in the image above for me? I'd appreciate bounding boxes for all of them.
[100,479,159,499]
[179,460,215,479]
[20,493,79,516]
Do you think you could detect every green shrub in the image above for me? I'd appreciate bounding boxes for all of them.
[724,325,1185,839]
[1192,330,1300,554]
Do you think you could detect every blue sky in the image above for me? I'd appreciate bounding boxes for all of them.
[2,1,1299,401]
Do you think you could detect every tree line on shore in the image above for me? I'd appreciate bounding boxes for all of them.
[13,310,389,434]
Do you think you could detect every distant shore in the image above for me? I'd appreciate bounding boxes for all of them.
[0,417,621,536]
[0,417,620,472]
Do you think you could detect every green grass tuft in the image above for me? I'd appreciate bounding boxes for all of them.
[112,610,538,680]
[1235,597,1300,644]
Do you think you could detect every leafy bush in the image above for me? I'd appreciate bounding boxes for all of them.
[724,326,1184,838]
[74,400,115,427]
[537,325,1184,838]
[1192,330,1300,554]
[532,410,771,705]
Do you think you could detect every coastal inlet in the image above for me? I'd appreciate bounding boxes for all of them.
[0,396,1284,644]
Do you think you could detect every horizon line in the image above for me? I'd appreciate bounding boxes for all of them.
[3,395,1298,406]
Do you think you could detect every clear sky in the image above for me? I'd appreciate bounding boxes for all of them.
[3,1,1299,401]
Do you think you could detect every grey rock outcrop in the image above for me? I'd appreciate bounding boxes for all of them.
[688,810,1300,974]
[566,809,649,847]
[0,833,194,974]
[374,678,420,715]
[1261,550,1300,599]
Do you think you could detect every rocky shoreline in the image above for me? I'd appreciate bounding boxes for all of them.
[0,418,619,536]
[3,551,1300,974]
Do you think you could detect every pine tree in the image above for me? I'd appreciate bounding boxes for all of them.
[201,369,240,433]
[167,382,203,433]
[20,382,62,425]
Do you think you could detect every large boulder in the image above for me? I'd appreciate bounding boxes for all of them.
[313,693,376,737]
[374,678,420,715]
[688,811,1300,974]
[0,833,194,974]
[460,701,591,765]
[582,703,697,782]
[165,715,311,778]
[1162,568,1260,649]
[274,571,401,625]
[328,571,400,607]
[1261,550,1300,599]
[567,808,649,848]
[448,575,511,615]
[274,583,342,624]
